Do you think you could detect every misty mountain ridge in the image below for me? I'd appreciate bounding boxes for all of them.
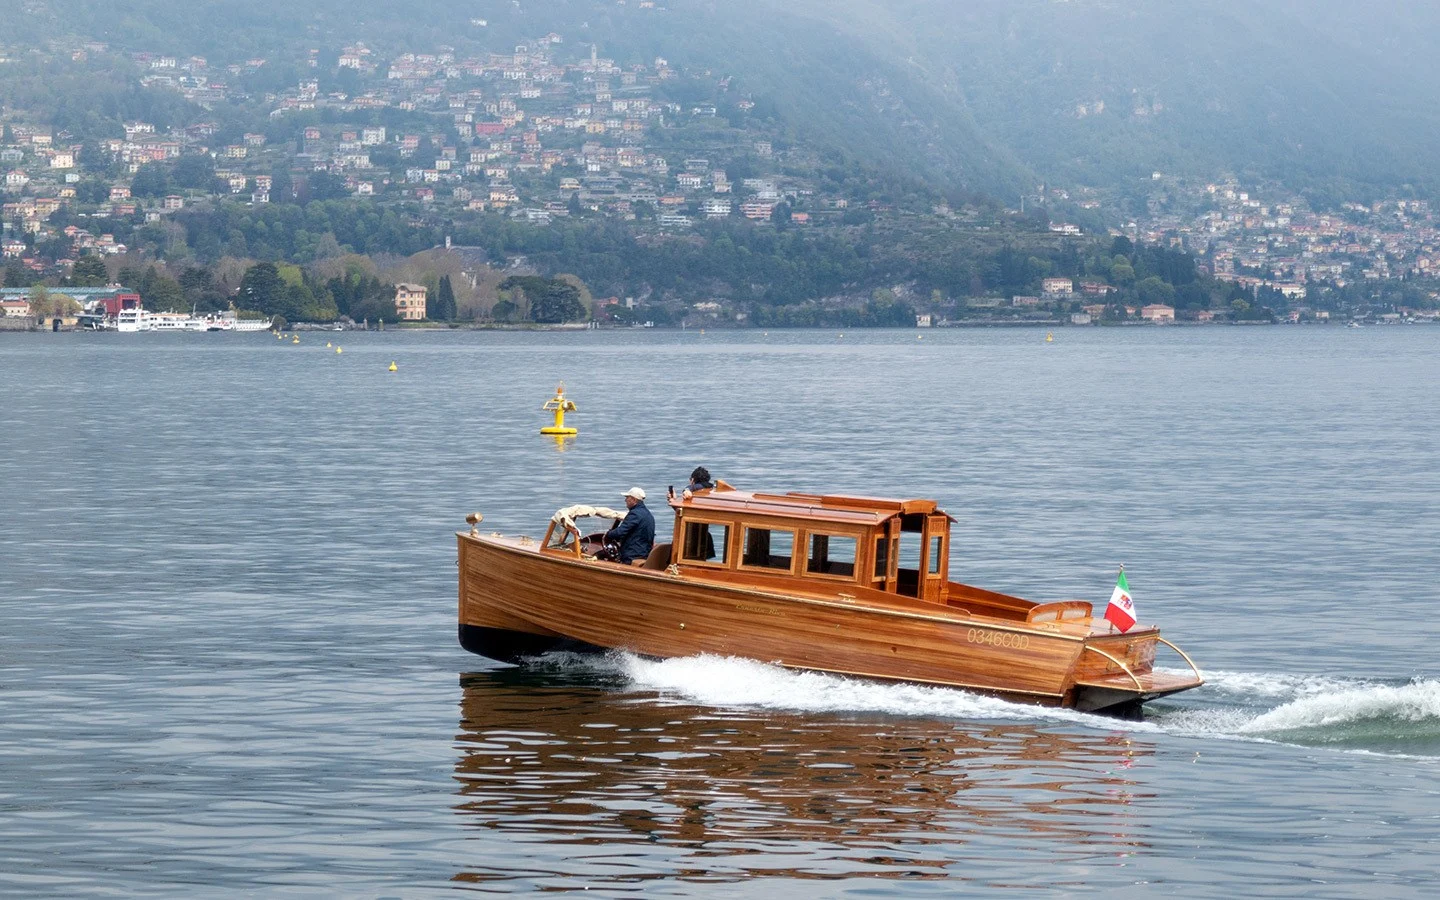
[6,0,1440,205]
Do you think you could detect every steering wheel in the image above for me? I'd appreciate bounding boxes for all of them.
[580,531,620,560]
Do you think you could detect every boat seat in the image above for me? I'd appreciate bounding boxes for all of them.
[1027,600,1094,624]
[641,542,673,570]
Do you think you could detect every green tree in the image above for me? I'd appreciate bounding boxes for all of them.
[143,273,185,311]
[69,255,110,287]
[49,292,82,318]
[5,258,33,288]
[172,154,216,190]
[531,280,585,323]
[305,171,348,202]
[432,274,457,321]
[1136,276,1176,307]
[270,168,294,203]
[28,284,51,318]
[491,298,518,321]
[179,267,229,312]
[238,262,286,315]
[75,180,110,204]
[132,162,170,198]
[1177,282,1210,310]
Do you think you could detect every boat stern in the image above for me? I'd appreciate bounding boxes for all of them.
[1070,628,1204,716]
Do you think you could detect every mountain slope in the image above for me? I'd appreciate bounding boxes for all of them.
[6,0,1440,201]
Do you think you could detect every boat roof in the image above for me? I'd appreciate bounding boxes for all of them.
[674,489,946,527]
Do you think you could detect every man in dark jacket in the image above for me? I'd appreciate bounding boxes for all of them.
[606,487,655,565]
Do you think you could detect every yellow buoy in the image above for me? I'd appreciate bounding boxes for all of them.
[326,342,332,348]
[540,381,579,435]
[388,361,397,372]
[335,347,342,354]
[292,336,300,344]
[1046,332,1054,342]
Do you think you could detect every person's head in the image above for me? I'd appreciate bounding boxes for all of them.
[690,466,710,484]
[624,486,646,508]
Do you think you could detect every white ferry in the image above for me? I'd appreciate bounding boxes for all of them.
[147,312,194,331]
[107,309,273,333]
[114,309,148,332]
[206,312,272,332]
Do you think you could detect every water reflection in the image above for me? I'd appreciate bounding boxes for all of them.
[452,669,1154,886]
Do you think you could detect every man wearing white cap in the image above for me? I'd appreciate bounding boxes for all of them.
[605,487,655,565]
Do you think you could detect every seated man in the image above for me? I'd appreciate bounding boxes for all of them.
[605,487,655,565]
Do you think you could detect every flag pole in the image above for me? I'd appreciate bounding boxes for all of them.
[1111,564,1125,633]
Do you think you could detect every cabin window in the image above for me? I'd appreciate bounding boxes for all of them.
[742,527,794,571]
[873,535,889,579]
[682,521,729,565]
[806,533,857,578]
[928,535,943,574]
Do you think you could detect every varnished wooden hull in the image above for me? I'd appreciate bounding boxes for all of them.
[457,533,1201,715]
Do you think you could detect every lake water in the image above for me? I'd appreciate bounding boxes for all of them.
[2,327,1438,896]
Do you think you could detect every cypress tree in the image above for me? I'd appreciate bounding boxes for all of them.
[434,274,457,321]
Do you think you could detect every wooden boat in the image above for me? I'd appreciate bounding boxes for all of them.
[456,485,1204,717]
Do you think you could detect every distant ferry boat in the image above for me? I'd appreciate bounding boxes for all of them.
[107,309,272,333]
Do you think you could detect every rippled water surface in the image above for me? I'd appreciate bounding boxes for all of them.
[2,328,1439,896]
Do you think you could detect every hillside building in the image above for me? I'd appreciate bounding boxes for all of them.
[394,283,428,320]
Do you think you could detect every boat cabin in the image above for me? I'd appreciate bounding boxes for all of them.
[667,488,953,602]
[540,489,954,601]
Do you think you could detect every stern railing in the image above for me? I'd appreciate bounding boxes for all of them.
[1081,645,1143,691]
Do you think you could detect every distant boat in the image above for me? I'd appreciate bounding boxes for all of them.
[113,308,147,332]
[208,312,272,332]
[106,308,271,332]
[1348,321,1363,328]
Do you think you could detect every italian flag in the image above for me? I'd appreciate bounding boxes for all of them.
[1104,569,1138,632]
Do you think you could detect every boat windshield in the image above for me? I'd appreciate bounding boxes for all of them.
[547,505,626,549]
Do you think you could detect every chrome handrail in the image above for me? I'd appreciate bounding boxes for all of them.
[1155,637,1204,683]
[1082,645,1144,691]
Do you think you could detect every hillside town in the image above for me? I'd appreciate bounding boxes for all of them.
[1125,174,1440,320]
[1,30,848,269]
[4,27,1440,328]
